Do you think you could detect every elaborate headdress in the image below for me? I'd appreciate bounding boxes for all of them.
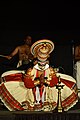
[31,39,54,62]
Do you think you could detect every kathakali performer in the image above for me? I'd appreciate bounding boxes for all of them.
[0,39,78,111]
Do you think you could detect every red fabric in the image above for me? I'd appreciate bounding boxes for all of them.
[39,85,44,99]
[60,79,75,89]
[0,84,24,110]
[36,70,38,77]
[49,76,75,88]
[50,76,58,87]
[23,77,35,88]
[3,73,23,82]
[62,92,78,108]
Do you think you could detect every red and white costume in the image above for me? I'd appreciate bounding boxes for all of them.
[0,39,78,111]
[0,64,78,111]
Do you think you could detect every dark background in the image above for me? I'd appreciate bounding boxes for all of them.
[0,1,80,76]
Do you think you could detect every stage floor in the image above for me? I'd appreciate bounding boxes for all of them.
[0,110,80,120]
[0,100,80,120]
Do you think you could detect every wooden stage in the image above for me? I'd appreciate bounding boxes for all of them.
[0,101,80,120]
[0,110,80,120]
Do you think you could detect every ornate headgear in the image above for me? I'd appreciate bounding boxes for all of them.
[31,39,54,62]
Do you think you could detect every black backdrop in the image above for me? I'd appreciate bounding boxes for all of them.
[0,30,74,76]
[0,2,80,76]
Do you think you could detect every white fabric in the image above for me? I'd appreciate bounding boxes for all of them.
[2,81,27,104]
[56,73,76,83]
[74,61,80,89]
[36,87,40,104]
[35,86,45,103]
[1,78,75,111]
[34,64,49,70]
[0,68,78,111]
[17,60,22,68]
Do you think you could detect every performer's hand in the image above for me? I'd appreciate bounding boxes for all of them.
[44,80,50,86]
[34,80,40,86]
[5,56,12,60]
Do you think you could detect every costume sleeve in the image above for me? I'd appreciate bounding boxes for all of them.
[23,76,35,89]
[48,67,58,87]
[49,76,58,87]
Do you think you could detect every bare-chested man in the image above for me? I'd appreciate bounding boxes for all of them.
[3,35,35,71]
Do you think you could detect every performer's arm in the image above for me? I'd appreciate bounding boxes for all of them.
[5,46,19,60]
[23,74,40,88]
[44,67,58,87]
